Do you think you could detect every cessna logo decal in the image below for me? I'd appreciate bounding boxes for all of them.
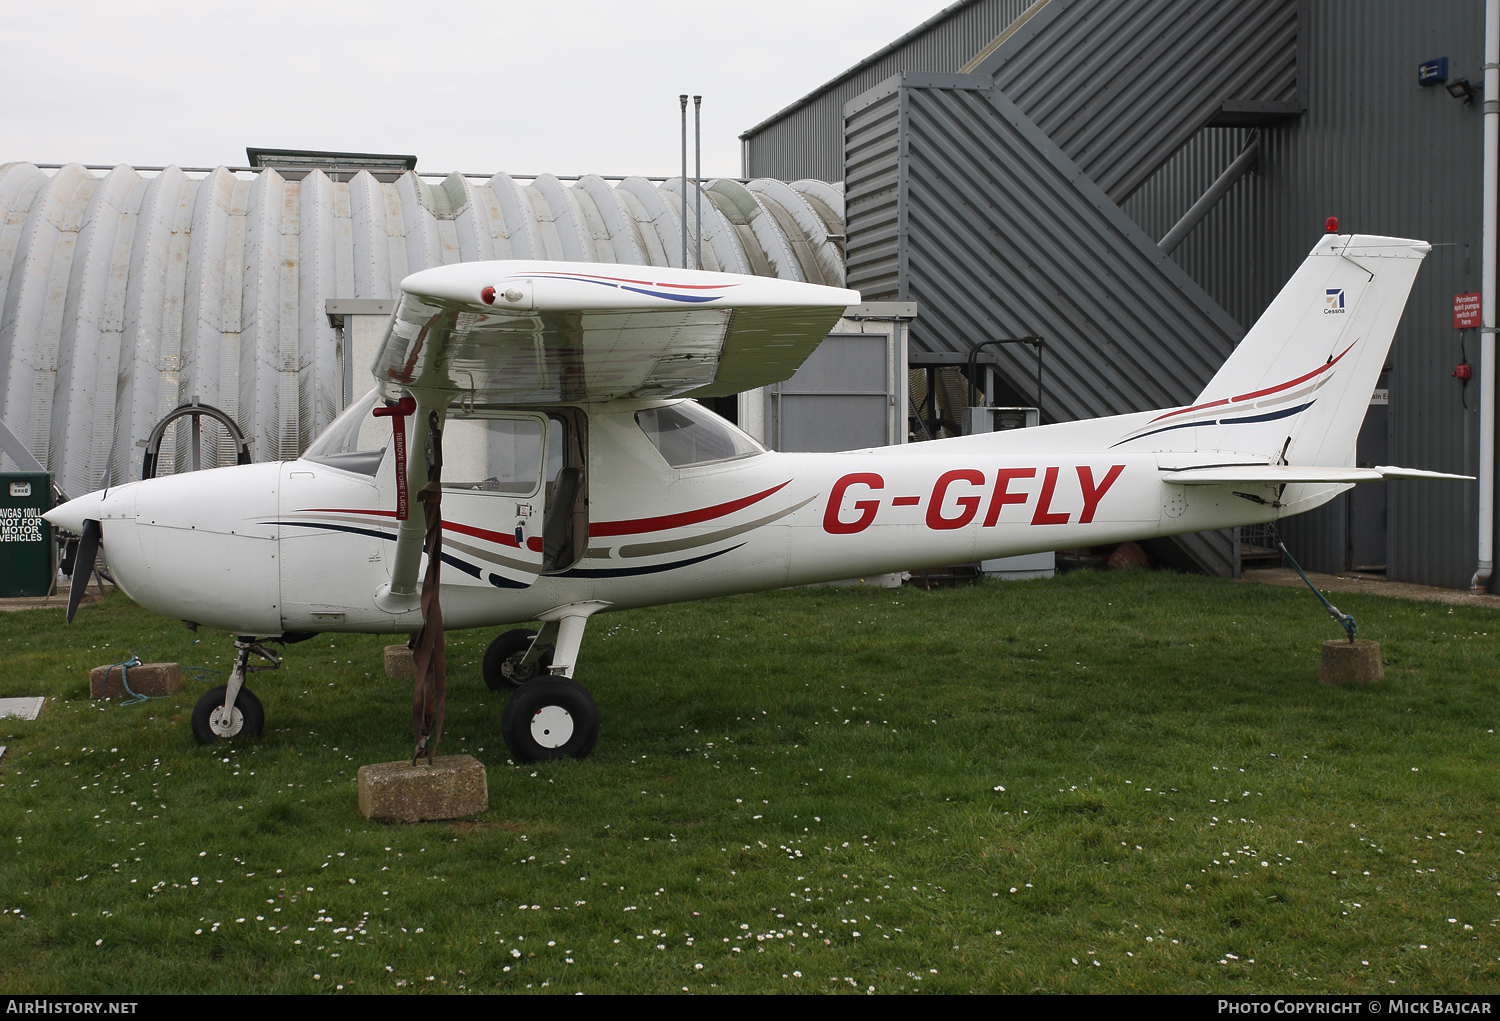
[823,465,1126,535]
[1324,288,1346,314]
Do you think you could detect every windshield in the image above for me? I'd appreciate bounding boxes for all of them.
[635,400,764,468]
[304,391,387,475]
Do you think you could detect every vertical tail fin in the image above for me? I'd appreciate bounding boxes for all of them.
[1126,234,1428,464]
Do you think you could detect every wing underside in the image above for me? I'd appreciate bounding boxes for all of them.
[370,261,858,405]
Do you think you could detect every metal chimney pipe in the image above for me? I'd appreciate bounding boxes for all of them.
[679,94,689,269]
[1474,0,1499,593]
[694,95,703,271]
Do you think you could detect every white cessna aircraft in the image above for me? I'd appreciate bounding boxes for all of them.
[46,231,1465,762]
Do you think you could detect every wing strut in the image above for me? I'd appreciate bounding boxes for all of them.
[410,408,447,765]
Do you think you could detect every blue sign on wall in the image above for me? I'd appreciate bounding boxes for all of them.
[1419,57,1449,85]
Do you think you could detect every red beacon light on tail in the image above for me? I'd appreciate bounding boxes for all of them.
[1326,217,1339,233]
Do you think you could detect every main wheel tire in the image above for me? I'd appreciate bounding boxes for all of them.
[501,676,600,762]
[191,685,265,744]
[482,628,554,691]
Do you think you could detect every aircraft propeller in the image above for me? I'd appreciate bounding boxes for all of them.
[66,519,102,623]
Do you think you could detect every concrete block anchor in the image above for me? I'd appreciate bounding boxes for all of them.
[1320,639,1384,685]
[357,755,488,823]
[89,662,182,700]
[384,645,415,678]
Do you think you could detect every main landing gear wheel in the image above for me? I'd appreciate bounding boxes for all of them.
[501,676,600,762]
[482,628,554,691]
[191,684,265,744]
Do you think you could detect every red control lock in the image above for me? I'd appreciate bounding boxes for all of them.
[372,395,417,520]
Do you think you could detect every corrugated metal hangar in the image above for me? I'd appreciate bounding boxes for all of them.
[2,0,1495,591]
[744,0,1493,590]
[0,161,853,499]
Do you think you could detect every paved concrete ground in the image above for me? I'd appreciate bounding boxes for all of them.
[0,580,110,613]
[1241,567,1500,610]
[0,697,44,720]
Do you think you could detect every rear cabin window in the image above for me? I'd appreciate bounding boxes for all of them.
[635,401,763,468]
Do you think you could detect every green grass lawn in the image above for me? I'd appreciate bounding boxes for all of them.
[0,570,1497,994]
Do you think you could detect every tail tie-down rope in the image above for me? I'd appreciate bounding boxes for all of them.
[1271,527,1358,642]
[411,409,447,765]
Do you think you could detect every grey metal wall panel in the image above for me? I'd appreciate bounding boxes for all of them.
[770,319,905,452]
[779,335,889,393]
[846,73,1242,574]
[1118,0,1484,588]
[845,82,905,302]
[1172,528,1238,579]
[977,0,1301,203]
[749,0,1298,200]
[777,395,891,452]
[869,76,1243,420]
[742,0,1035,181]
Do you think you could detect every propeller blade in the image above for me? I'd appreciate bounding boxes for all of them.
[66,519,101,623]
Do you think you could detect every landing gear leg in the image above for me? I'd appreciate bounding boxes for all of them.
[191,637,276,744]
[499,601,610,761]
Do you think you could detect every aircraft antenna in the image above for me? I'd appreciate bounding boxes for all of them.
[679,95,689,269]
[694,95,703,271]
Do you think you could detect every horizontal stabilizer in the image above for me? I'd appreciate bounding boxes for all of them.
[1161,464,1473,485]
[1372,465,1474,481]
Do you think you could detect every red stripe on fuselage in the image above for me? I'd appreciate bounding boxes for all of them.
[589,481,792,537]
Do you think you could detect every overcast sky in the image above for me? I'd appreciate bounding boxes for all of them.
[2,0,958,180]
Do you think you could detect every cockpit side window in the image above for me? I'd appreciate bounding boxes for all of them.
[441,415,546,497]
[635,400,764,469]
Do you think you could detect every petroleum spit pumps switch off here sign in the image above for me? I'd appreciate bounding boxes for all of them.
[1454,292,1481,329]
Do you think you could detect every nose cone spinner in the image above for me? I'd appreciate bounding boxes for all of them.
[43,489,106,535]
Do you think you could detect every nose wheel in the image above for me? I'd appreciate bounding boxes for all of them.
[191,637,277,744]
[192,684,265,743]
[501,676,599,762]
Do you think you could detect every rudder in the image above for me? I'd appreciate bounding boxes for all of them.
[1120,233,1428,465]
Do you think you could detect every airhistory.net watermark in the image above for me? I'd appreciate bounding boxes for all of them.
[4,1002,138,1015]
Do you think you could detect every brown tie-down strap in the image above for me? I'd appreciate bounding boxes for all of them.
[411,410,447,765]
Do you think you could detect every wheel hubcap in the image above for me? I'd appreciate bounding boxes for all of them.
[531,705,574,748]
[209,705,244,738]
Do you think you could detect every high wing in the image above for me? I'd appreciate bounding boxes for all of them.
[371,261,860,406]
[1160,464,1473,485]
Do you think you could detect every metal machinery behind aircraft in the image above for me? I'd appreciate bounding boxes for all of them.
[47,235,1468,762]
